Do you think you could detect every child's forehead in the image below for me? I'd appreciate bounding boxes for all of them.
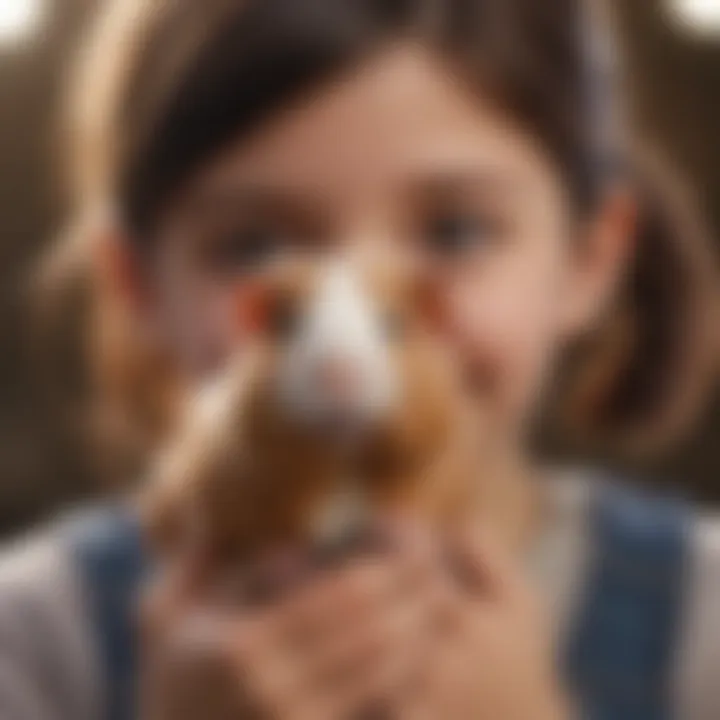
[182,44,551,204]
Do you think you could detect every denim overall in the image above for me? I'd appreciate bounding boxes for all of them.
[69,483,689,720]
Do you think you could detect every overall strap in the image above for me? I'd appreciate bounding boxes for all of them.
[65,506,148,720]
[566,483,690,720]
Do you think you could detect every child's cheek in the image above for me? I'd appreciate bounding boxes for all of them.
[440,265,563,434]
[159,280,250,380]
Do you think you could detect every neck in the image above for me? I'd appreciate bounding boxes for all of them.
[472,446,546,556]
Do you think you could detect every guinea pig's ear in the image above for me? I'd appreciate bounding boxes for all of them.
[236,279,273,336]
[236,276,301,341]
[411,271,447,333]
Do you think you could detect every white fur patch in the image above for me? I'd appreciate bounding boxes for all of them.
[194,371,234,427]
[276,261,396,427]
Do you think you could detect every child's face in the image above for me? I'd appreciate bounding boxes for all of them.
[134,44,628,450]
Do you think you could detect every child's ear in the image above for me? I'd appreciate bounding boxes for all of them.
[561,186,638,338]
[92,221,151,315]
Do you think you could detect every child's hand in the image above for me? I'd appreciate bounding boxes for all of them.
[138,540,438,720]
[397,530,572,720]
[139,529,571,720]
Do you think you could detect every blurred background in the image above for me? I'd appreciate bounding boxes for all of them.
[0,0,717,536]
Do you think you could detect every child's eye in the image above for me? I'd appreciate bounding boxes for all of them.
[204,226,285,274]
[423,211,500,258]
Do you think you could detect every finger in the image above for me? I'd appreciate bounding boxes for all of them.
[305,590,432,690]
[374,515,440,561]
[235,574,439,714]
[140,527,232,624]
[158,611,293,718]
[140,543,263,650]
[329,646,416,720]
[399,633,474,720]
[221,540,451,701]
[268,553,431,651]
[445,526,526,602]
[139,562,204,646]
[212,545,314,607]
[280,636,420,720]
[322,585,464,720]
[141,610,242,704]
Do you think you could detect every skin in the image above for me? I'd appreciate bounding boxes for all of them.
[106,44,634,718]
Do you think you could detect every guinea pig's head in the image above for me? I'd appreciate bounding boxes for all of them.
[236,257,454,454]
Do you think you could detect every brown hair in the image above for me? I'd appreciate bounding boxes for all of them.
[47,0,717,472]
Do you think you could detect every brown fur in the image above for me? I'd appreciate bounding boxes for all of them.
[146,260,478,562]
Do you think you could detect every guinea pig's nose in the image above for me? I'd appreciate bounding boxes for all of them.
[314,355,363,404]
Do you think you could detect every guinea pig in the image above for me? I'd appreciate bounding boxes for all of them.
[145,257,479,562]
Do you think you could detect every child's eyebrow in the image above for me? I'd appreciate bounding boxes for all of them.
[186,184,313,210]
[408,168,521,198]
[181,184,328,223]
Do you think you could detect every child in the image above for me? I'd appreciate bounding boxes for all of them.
[3,0,719,718]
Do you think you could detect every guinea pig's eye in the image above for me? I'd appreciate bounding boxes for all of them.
[268,296,301,340]
[381,311,406,342]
